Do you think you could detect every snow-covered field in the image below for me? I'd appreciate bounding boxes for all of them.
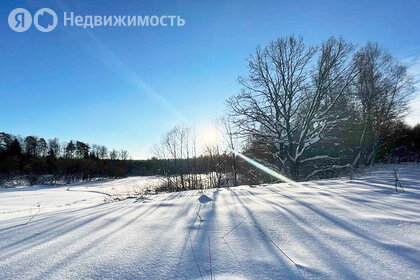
[0,176,162,220]
[0,164,419,279]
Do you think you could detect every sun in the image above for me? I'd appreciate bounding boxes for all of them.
[200,126,221,146]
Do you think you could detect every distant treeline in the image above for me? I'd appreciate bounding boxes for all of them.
[1,121,419,186]
[0,132,134,183]
[0,132,231,186]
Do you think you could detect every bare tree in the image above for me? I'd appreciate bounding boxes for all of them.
[227,36,357,180]
[48,138,61,158]
[120,150,129,160]
[352,43,413,167]
[109,149,118,160]
[202,121,224,188]
[153,124,226,191]
[157,125,189,190]
[223,117,239,186]
[98,146,108,160]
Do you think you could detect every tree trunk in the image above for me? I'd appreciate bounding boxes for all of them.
[288,160,299,181]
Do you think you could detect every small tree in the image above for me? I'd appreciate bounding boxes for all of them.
[109,149,118,160]
[48,138,61,158]
[120,150,129,160]
[392,168,405,193]
[223,117,239,186]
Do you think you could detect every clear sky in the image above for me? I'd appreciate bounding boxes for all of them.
[1,0,419,159]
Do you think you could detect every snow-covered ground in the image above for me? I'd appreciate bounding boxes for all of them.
[0,164,419,279]
[0,176,162,220]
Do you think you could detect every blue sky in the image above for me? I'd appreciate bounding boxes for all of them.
[1,0,419,159]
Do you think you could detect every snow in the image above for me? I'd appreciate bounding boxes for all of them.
[1,164,420,279]
[300,155,337,163]
[0,176,162,220]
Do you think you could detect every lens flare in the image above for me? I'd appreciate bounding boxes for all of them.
[229,148,295,184]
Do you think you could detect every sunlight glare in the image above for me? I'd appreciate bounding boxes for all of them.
[200,126,221,147]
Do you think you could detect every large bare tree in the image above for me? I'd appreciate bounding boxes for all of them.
[227,36,358,180]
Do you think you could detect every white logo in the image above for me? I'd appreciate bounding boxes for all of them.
[34,8,58,32]
[8,8,32,32]
[8,8,57,32]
